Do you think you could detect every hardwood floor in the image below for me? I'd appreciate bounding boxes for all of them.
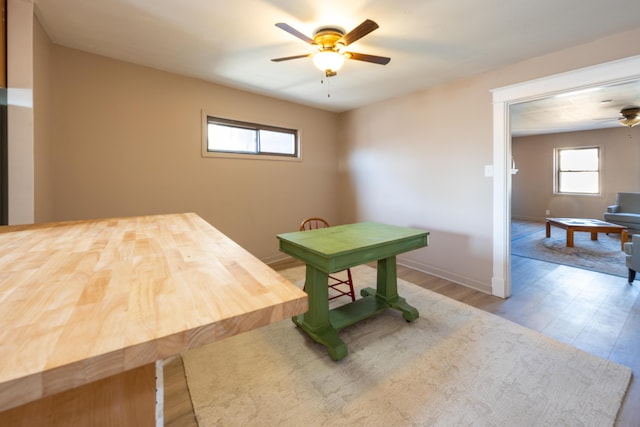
[163,356,198,426]
[164,256,640,427]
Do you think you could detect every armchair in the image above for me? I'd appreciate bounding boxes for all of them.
[623,234,640,284]
[604,192,640,232]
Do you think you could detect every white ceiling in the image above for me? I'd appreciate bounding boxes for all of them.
[34,0,640,135]
[511,80,640,137]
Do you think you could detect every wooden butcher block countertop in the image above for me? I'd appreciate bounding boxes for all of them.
[0,213,308,412]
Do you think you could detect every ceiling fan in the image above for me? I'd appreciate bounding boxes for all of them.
[618,107,640,127]
[594,106,640,128]
[271,19,390,77]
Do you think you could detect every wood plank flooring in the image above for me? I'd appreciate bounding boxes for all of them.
[163,356,198,426]
[164,256,639,427]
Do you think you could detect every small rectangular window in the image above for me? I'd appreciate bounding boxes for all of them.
[203,115,298,159]
[555,147,600,194]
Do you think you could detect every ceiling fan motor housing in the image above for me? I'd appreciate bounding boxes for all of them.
[621,107,640,119]
[313,27,345,51]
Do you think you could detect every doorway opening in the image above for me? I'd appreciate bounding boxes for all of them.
[491,55,640,298]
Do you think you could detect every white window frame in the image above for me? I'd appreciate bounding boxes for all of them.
[554,146,601,195]
[201,111,300,161]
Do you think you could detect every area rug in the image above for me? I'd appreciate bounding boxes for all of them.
[182,265,632,426]
[511,222,627,277]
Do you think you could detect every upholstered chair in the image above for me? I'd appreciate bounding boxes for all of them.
[605,192,640,231]
[623,234,640,284]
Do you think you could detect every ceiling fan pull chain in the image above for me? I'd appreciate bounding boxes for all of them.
[320,72,331,98]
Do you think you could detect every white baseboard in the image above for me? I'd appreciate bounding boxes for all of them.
[397,257,492,295]
[262,254,493,295]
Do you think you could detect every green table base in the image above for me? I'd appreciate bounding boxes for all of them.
[278,222,428,361]
[292,257,419,361]
[292,287,419,361]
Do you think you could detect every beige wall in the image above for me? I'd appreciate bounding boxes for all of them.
[36,38,340,261]
[339,28,640,293]
[339,79,495,291]
[512,127,640,221]
[33,17,54,222]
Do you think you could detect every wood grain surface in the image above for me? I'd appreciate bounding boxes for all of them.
[0,213,308,412]
[0,363,156,426]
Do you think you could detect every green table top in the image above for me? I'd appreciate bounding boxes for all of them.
[277,222,429,273]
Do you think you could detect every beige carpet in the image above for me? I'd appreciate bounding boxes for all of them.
[183,265,632,426]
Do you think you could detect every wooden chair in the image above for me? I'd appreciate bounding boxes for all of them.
[299,218,356,302]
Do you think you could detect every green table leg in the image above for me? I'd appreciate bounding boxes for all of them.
[292,265,348,361]
[360,256,419,322]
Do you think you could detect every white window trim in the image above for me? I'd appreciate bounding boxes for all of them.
[554,146,601,195]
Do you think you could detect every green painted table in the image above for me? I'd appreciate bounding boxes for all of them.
[277,222,429,360]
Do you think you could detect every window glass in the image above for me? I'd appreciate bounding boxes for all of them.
[559,148,598,171]
[208,123,256,153]
[259,129,296,155]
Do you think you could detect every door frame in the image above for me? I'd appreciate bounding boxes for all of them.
[491,54,640,298]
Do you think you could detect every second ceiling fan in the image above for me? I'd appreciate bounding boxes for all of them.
[271,19,390,77]
[596,106,640,128]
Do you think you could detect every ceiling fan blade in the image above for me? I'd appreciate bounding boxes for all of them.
[275,23,314,44]
[338,19,379,46]
[346,52,390,65]
[271,53,312,62]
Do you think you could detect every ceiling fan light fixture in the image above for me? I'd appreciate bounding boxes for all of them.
[619,116,640,127]
[312,50,345,74]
